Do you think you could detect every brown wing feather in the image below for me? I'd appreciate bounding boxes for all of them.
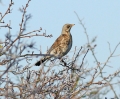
[47,34,65,53]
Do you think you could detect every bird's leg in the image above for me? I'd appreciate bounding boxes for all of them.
[59,58,67,66]
[50,58,56,64]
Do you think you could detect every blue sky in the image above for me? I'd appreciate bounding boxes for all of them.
[0,0,120,98]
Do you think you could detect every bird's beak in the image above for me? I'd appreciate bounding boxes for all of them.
[71,24,75,26]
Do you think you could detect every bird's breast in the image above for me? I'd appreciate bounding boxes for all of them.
[62,33,72,55]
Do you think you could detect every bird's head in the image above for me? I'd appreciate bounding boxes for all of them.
[62,24,75,33]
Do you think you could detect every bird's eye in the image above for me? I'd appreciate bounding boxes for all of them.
[67,25,70,28]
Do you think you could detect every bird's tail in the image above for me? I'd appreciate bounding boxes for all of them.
[35,56,50,66]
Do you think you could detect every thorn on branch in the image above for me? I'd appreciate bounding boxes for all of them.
[43,33,53,38]
[40,27,42,30]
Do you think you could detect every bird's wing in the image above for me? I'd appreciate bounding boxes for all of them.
[47,34,70,54]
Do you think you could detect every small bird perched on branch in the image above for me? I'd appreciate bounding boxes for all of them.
[35,24,75,66]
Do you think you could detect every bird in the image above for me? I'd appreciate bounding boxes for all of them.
[35,24,75,66]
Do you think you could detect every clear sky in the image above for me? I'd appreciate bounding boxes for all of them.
[0,0,120,98]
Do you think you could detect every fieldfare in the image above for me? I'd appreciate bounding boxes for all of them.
[35,24,75,66]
